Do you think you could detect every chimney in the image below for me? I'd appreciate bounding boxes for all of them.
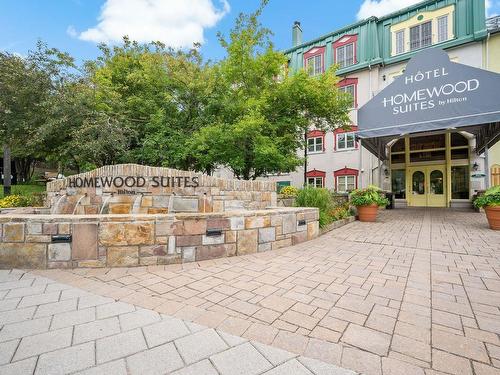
[292,21,302,47]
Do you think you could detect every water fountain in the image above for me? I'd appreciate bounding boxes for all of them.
[132,194,143,214]
[51,194,66,214]
[99,194,113,214]
[168,192,175,213]
[72,194,87,215]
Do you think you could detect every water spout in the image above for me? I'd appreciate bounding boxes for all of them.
[72,194,87,215]
[51,194,66,214]
[168,193,175,213]
[132,194,143,214]
[99,194,113,214]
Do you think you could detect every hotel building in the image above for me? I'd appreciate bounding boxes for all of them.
[264,0,500,208]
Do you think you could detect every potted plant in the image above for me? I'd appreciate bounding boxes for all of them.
[473,185,500,230]
[349,185,389,222]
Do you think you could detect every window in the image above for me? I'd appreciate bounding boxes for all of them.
[336,132,356,150]
[451,166,469,199]
[307,177,323,188]
[437,15,448,43]
[306,54,323,76]
[337,175,356,192]
[391,170,406,199]
[410,21,432,50]
[336,43,355,68]
[340,84,355,108]
[395,30,405,54]
[307,136,323,153]
[277,181,291,193]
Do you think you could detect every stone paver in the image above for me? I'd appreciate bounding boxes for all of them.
[0,270,353,375]
[6,208,500,375]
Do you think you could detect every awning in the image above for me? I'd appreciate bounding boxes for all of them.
[357,48,500,159]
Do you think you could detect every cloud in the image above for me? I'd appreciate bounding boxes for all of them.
[74,0,230,48]
[356,0,421,20]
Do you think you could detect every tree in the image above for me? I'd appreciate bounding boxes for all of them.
[0,41,74,190]
[186,2,352,180]
[269,68,352,185]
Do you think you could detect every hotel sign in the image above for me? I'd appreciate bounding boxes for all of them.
[358,48,500,139]
[68,176,200,189]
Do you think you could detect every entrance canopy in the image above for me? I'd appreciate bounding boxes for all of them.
[357,48,500,158]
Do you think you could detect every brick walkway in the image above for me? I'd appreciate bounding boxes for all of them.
[0,269,354,375]
[21,209,500,374]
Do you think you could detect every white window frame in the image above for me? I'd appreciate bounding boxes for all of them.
[307,177,324,188]
[395,30,405,54]
[336,132,356,151]
[337,175,356,192]
[306,54,323,76]
[409,21,432,51]
[307,136,323,154]
[437,15,449,43]
[336,43,355,68]
[339,84,356,108]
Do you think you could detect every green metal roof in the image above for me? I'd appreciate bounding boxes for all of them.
[286,0,487,75]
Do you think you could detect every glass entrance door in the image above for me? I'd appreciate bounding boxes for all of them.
[408,166,447,207]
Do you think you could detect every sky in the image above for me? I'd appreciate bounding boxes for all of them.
[1,0,499,64]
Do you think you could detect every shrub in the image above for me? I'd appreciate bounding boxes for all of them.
[349,185,389,207]
[295,186,334,228]
[329,203,350,221]
[0,195,29,208]
[280,185,299,198]
[474,185,500,208]
[0,192,45,209]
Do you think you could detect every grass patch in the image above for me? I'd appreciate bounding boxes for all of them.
[0,184,45,199]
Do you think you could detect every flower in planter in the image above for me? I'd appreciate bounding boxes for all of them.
[474,185,500,230]
[349,185,389,207]
[280,186,299,198]
[349,185,389,223]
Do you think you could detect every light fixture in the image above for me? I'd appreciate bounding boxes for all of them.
[472,162,479,171]
[384,168,390,177]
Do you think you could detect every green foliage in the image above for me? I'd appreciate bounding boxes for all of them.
[329,203,351,221]
[280,186,299,197]
[295,186,334,227]
[349,185,389,207]
[1,2,352,181]
[295,187,354,227]
[474,185,500,208]
[0,184,45,199]
[0,192,44,208]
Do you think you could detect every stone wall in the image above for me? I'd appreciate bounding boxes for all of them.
[0,207,319,269]
[46,164,277,214]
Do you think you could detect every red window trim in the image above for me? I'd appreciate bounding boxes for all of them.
[307,130,326,152]
[333,125,358,151]
[303,46,326,75]
[334,167,359,192]
[306,169,326,178]
[338,77,358,108]
[333,34,358,66]
[306,169,325,188]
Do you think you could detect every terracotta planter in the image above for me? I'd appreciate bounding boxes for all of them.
[484,206,500,230]
[357,204,379,222]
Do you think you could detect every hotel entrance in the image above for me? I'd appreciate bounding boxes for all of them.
[390,132,470,208]
[407,165,446,207]
[358,48,500,207]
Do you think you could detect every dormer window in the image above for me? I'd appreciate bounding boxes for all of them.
[410,21,432,50]
[333,35,358,69]
[304,46,325,76]
[390,5,454,56]
[437,15,449,42]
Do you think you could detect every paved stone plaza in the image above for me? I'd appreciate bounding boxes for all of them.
[2,208,500,374]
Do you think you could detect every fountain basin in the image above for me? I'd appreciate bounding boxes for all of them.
[0,207,319,269]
